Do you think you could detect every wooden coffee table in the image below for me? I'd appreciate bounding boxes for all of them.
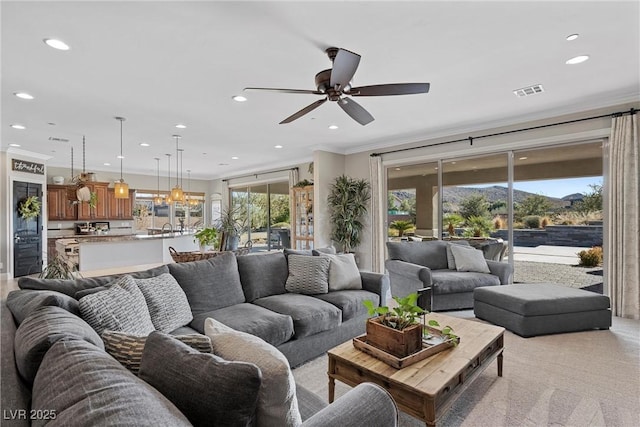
[328,314,505,427]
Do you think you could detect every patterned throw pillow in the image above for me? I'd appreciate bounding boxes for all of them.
[102,330,212,375]
[79,275,155,336]
[134,273,193,333]
[285,255,330,295]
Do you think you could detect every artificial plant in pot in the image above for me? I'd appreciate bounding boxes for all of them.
[194,227,219,252]
[327,175,371,253]
[216,206,245,251]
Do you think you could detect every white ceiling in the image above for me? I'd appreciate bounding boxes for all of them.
[2,1,639,180]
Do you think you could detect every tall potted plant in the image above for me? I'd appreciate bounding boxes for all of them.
[327,175,371,253]
[216,206,245,251]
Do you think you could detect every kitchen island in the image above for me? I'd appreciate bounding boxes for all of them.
[51,232,198,272]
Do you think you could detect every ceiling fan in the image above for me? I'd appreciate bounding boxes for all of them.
[244,47,430,126]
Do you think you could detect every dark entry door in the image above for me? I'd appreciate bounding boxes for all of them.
[13,181,43,277]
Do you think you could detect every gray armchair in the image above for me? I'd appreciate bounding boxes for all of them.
[385,240,513,311]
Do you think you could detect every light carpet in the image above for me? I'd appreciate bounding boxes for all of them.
[292,311,640,427]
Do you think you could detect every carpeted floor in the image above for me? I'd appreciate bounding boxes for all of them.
[292,311,640,427]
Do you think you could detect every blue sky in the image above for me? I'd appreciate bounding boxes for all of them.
[467,177,603,199]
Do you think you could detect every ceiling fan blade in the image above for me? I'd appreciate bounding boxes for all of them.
[244,87,324,95]
[329,48,361,90]
[350,83,430,96]
[338,98,374,126]
[280,98,328,124]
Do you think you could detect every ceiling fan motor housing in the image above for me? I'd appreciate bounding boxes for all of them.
[315,69,347,101]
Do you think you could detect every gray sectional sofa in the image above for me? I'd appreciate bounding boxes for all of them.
[1,251,395,426]
[386,240,513,311]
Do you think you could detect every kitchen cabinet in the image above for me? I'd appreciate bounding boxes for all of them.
[291,185,314,250]
[107,189,134,219]
[77,183,109,220]
[47,185,77,221]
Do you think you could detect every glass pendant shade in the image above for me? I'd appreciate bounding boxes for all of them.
[171,186,184,203]
[114,179,129,198]
[154,195,163,205]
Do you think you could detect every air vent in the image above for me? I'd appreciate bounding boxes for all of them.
[48,136,70,142]
[513,84,544,98]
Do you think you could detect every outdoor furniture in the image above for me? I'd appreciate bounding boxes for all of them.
[474,283,611,337]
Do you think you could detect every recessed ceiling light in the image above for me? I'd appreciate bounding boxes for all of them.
[43,38,70,51]
[232,95,247,102]
[117,155,124,159]
[566,34,579,41]
[274,145,283,149]
[519,156,528,160]
[395,167,401,171]
[9,143,21,147]
[175,124,187,129]
[328,125,339,130]
[10,124,26,130]
[231,156,239,160]
[451,161,456,165]
[103,162,111,166]
[566,55,589,65]
[139,142,150,147]
[14,92,34,100]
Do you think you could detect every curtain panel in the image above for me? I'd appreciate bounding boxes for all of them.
[606,113,640,319]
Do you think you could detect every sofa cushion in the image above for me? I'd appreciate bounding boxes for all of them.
[168,252,245,315]
[17,265,170,298]
[386,240,450,270]
[6,289,80,325]
[450,244,491,273]
[139,331,261,427]
[253,293,342,338]
[134,273,193,332]
[321,253,362,291]
[314,290,380,321]
[237,252,288,302]
[14,306,103,385]
[78,275,155,336]
[31,339,190,427]
[445,240,471,270]
[102,330,212,375]
[204,318,302,427]
[285,255,330,295]
[431,270,500,294]
[191,303,294,347]
[283,248,313,258]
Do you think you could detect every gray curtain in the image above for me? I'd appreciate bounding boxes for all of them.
[369,155,385,273]
[606,112,639,319]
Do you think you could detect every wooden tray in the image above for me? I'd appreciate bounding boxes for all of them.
[353,328,460,369]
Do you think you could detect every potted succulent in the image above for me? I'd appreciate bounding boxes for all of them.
[194,227,219,252]
[327,175,371,253]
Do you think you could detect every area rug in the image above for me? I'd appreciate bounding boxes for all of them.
[292,312,640,427]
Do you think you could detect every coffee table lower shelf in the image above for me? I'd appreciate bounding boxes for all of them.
[327,315,504,427]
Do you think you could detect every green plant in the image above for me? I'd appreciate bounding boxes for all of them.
[327,175,371,253]
[578,246,603,267]
[293,179,313,188]
[389,220,414,237]
[463,215,493,237]
[459,194,490,220]
[444,213,464,236]
[516,194,551,218]
[39,256,77,279]
[18,195,41,220]
[523,215,541,229]
[88,191,98,209]
[216,205,245,236]
[194,227,219,248]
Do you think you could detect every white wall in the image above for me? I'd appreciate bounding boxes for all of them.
[313,151,346,249]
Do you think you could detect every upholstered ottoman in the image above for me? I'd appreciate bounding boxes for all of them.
[474,283,611,337]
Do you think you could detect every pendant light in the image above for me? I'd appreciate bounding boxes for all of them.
[170,135,184,202]
[153,157,163,205]
[165,153,173,204]
[114,117,129,198]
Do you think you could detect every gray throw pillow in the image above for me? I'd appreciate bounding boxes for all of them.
[134,273,193,332]
[14,306,103,384]
[445,240,471,270]
[79,275,155,336]
[321,253,362,291]
[237,252,288,302]
[285,255,330,295]
[312,246,337,255]
[204,317,302,427]
[6,289,80,325]
[32,339,191,427]
[139,331,261,427]
[102,330,212,375]
[450,244,491,273]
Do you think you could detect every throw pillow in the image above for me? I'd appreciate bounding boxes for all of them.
[134,273,193,333]
[78,275,155,336]
[6,289,80,325]
[321,253,362,291]
[311,246,337,255]
[139,331,261,427]
[204,318,302,427]
[102,330,212,375]
[445,240,471,270]
[285,255,330,295]
[449,244,491,273]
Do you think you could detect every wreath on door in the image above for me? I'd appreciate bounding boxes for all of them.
[19,195,41,220]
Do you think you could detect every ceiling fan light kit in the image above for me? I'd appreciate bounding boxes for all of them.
[245,47,430,126]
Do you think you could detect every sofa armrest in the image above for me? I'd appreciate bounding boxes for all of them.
[1,302,31,427]
[301,383,398,427]
[486,260,514,285]
[359,271,389,305]
[384,259,433,298]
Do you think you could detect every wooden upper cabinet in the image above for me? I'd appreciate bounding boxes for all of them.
[47,185,77,221]
[77,183,109,220]
[107,189,134,219]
